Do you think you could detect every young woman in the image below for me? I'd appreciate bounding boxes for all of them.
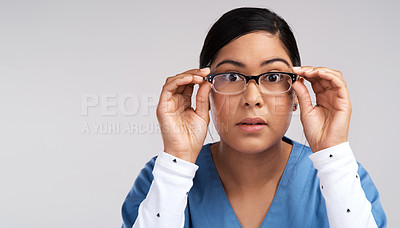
[121,7,387,228]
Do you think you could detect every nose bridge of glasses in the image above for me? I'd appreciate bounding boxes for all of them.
[244,76,262,95]
[244,75,260,85]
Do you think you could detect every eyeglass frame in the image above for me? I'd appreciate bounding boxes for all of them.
[204,71,299,94]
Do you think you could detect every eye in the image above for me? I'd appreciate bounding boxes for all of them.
[264,73,282,82]
[226,73,241,82]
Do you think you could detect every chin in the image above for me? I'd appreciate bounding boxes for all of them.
[223,134,281,154]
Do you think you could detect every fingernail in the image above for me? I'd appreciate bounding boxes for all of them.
[305,69,313,73]
[200,67,210,72]
[194,75,203,80]
[292,66,301,70]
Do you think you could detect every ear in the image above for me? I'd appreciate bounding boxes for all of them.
[293,97,298,111]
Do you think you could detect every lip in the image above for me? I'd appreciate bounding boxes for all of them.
[237,117,267,125]
[236,117,267,133]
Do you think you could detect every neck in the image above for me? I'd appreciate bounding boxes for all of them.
[211,138,292,194]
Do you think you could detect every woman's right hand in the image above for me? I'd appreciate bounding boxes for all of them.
[156,67,212,163]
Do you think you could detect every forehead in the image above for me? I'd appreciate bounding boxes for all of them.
[212,31,291,68]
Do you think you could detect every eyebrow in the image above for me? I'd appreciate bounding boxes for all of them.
[215,58,291,69]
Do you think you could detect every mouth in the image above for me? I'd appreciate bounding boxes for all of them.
[238,123,265,125]
[236,117,267,133]
[236,117,267,126]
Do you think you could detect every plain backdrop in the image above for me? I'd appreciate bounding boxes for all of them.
[1,0,399,227]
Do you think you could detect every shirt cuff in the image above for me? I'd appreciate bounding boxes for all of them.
[156,151,199,178]
[308,142,356,171]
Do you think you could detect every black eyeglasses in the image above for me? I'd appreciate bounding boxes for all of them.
[204,72,298,94]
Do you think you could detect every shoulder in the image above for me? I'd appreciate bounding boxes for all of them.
[138,155,158,178]
[126,155,158,198]
[121,155,158,227]
[356,162,387,227]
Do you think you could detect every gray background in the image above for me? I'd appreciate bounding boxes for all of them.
[1,0,399,227]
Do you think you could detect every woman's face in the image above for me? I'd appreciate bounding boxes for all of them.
[209,31,298,153]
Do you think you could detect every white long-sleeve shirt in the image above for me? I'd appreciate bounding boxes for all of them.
[123,140,386,228]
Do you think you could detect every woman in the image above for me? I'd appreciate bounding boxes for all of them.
[121,7,386,228]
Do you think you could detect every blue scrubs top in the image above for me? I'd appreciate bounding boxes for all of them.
[121,136,387,228]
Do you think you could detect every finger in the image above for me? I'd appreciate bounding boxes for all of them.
[178,67,211,79]
[307,71,349,99]
[293,66,343,81]
[169,67,211,93]
[160,75,203,104]
[310,80,325,95]
[296,73,326,95]
[298,73,331,94]
[292,78,313,116]
[298,76,331,98]
[297,66,340,74]
[306,75,334,91]
[182,83,195,97]
[184,67,211,74]
[318,71,349,99]
[293,66,348,99]
[319,79,334,91]
[293,67,321,84]
[292,66,314,76]
[303,70,345,89]
[311,67,343,79]
[195,80,212,121]
[303,69,342,89]
[176,83,191,94]
[165,67,211,84]
[165,75,204,93]
[177,95,192,113]
[159,67,211,106]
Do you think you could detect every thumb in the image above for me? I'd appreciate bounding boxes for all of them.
[195,80,211,121]
[292,78,313,116]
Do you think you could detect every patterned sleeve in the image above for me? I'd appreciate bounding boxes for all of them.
[121,151,198,228]
[309,142,387,228]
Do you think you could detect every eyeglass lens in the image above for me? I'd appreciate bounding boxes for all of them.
[212,73,292,94]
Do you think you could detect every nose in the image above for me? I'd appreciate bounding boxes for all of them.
[242,80,264,107]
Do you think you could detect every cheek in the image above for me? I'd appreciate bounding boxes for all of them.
[211,93,234,116]
[210,94,238,132]
[265,94,293,116]
[263,93,294,133]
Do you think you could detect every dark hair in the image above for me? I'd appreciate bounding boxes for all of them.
[199,7,301,68]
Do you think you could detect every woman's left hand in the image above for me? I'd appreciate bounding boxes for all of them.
[291,66,352,153]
